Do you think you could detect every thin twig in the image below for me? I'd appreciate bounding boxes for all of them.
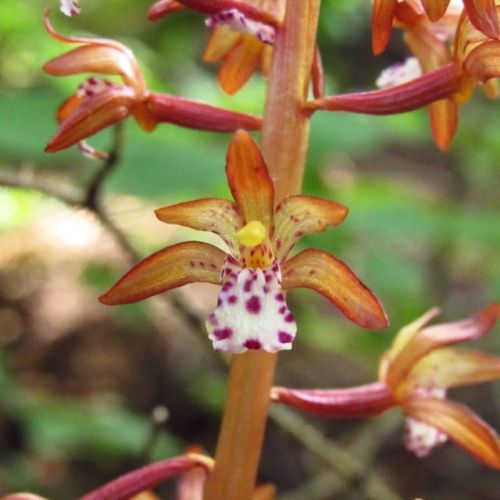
[270,405,402,500]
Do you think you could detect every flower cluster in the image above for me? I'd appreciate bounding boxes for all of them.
[44,10,261,158]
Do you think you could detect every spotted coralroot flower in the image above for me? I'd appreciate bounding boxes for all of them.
[100,130,387,353]
[149,0,283,94]
[273,304,500,467]
[309,1,500,150]
[371,0,499,56]
[60,0,80,16]
[43,11,261,159]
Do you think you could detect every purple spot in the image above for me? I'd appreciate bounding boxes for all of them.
[228,295,238,304]
[88,77,97,85]
[275,293,284,302]
[207,314,218,326]
[278,331,293,343]
[222,281,233,292]
[244,279,253,292]
[278,306,287,314]
[245,296,261,314]
[265,274,272,283]
[285,313,295,323]
[243,339,262,350]
[263,286,269,294]
[214,327,233,340]
[217,297,223,306]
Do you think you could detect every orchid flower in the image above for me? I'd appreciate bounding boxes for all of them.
[273,304,500,467]
[100,130,387,353]
[309,1,500,150]
[372,0,499,56]
[149,0,283,94]
[43,11,261,159]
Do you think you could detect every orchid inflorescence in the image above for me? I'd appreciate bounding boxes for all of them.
[12,0,499,497]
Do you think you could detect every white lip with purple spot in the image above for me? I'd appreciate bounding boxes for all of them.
[205,9,276,45]
[206,257,296,353]
[60,0,81,16]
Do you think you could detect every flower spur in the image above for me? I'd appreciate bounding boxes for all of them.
[100,130,388,353]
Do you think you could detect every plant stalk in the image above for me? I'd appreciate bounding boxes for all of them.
[204,2,321,499]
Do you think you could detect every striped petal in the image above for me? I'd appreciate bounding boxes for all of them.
[272,195,348,261]
[464,40,500,82]
[271,382,394,418]
[386,304,500,391]
[463,0,499,40]
[420,0,451,22]
[203,25,241,62]
[218,35,264,95]
[45,86,136,153]
[43,45,138,90]
[99,242,226,305]
[371,0,397,55]
[429,98,458,151]
[155,198,242,256]
[405,348,500,391]
[44,11,144,94]
[282,249,388,329]
[402,397,500,468]
[145,93,262,131]
[226,130,274,230]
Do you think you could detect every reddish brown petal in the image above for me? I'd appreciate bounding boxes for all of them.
[371,0,397,55]
[272,382,394,418]
[44,9,133,51]
[203,26,241,62]
[99,242,226,305]
[464,40,500,81]
[387,304,500,390]
[226,130,274,229]
[218,36,264,95]
[45,87,136,153]
[145,93,261,131]
[43,45,138,89]
[175,0,280,26]
[402,397,500,468]
[273,195,348,261]
[82,453,213,500]
[463,0,499,40]
[282,249,388,329]
[148,0,186,20]
[420,0,451,22]
[429,98,458,151]
[44,11,145,94]
[406,348,500,391]
[307,63,461,115]
[155,198,242,255]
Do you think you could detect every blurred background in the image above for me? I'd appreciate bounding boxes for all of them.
[0,0,499,498]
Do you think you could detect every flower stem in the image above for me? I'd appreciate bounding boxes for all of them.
[204,2,321,499]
